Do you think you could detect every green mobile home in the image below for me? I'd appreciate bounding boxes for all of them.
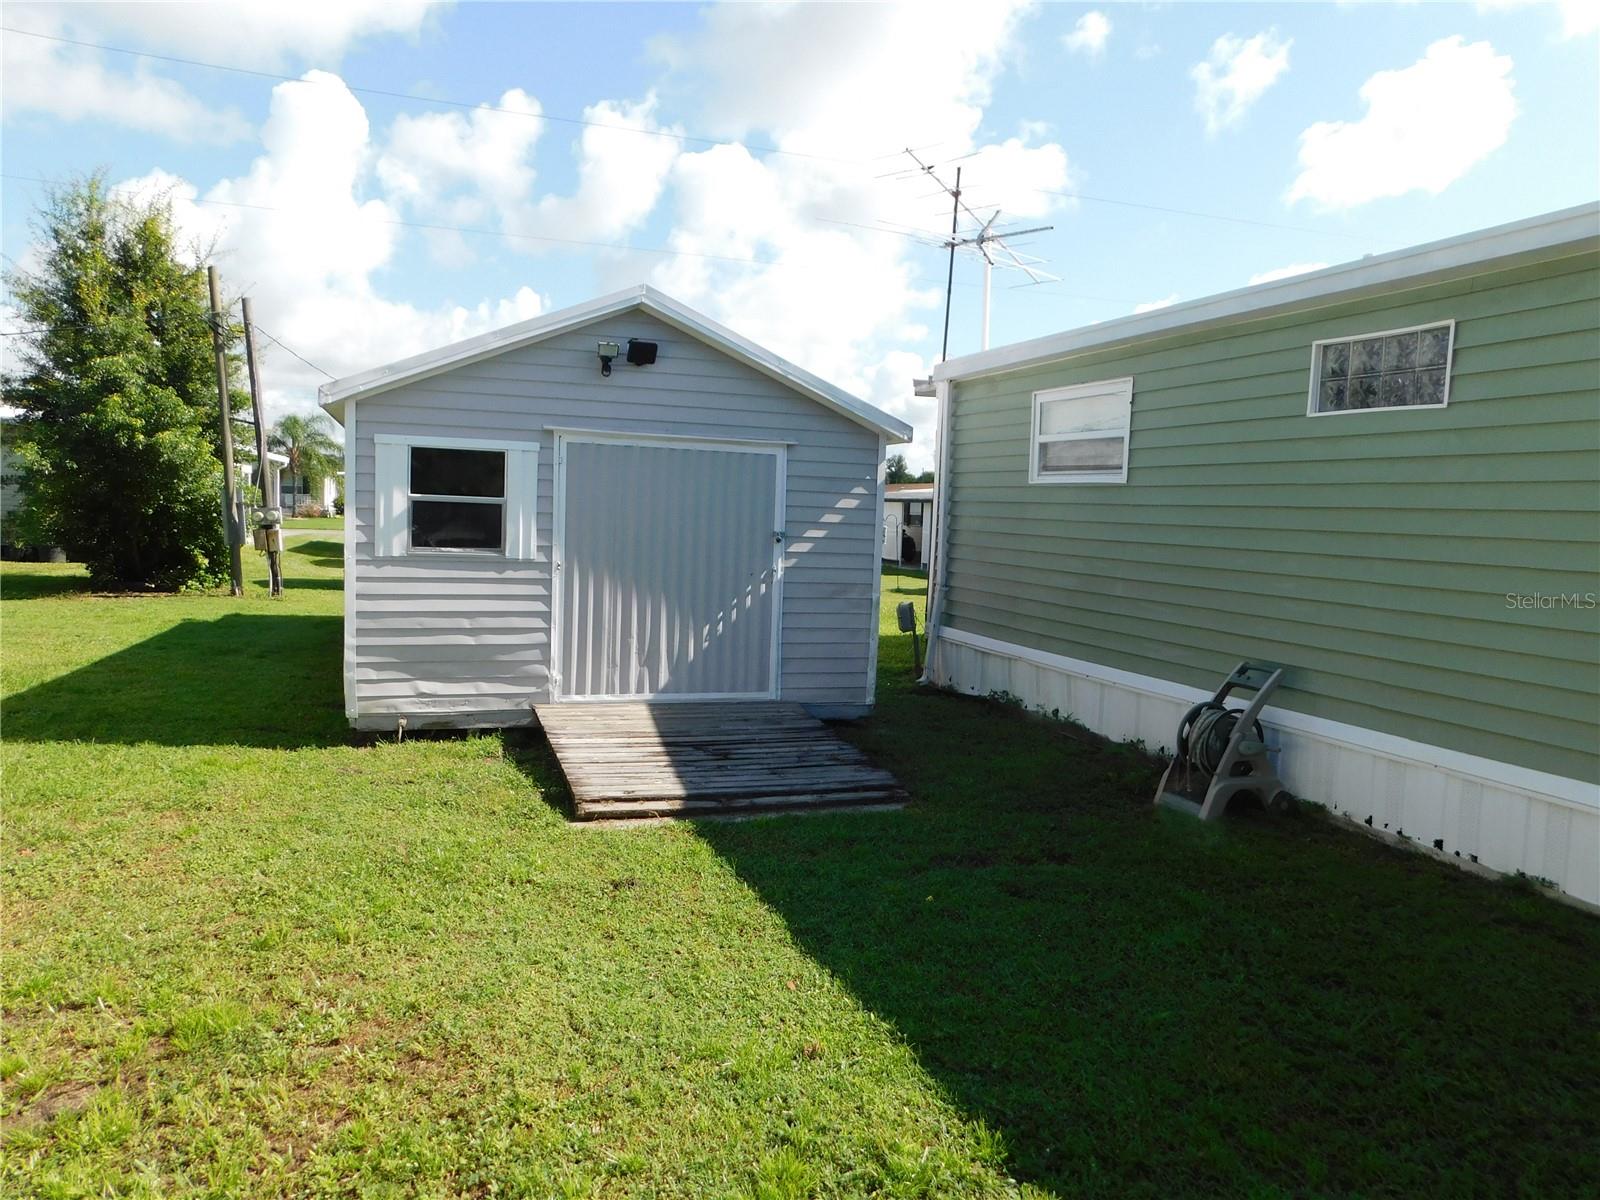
[923,204,1600,906]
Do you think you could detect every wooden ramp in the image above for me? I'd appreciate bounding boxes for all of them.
[534,701,907,820]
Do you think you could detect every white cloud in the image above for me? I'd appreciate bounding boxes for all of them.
[109,73,547,424]
[47,1,441,69]
[1133,294,1179,314]
[1062,12,1112,58]
[10,0,1069,466]
[1288,37,1517,209]
[376,90,682,261]
[1476,0,1599,40]
[1,13,249,143]
[1,1,437,141]
[1191,30,1292,135]
[1248,262,1330,285]
[646,0,1072,468]
[532,95,683,241]
[376,88,546,254]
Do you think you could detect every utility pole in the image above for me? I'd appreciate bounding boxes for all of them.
[241,297,282,596]
[207,266,245,596]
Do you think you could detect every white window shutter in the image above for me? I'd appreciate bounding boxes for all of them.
[373,438,408,557]
[504,446,538,560]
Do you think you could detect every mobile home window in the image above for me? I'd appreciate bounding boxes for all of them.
[1310,321,1453,414]
[408,446,506,551]
[1030,377,1134,484]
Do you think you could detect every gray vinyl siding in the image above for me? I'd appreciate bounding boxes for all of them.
[941,249,1600,784]
[349,310,880,722]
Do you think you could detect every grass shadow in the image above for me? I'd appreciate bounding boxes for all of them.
[282,538,344,567]
[501,727,573,818]
[3,613,347,748]
[693,638,1600,1197]
[0,572,93,601]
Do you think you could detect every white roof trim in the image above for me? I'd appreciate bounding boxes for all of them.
[320,284,912,443]
[934,203,1600,383]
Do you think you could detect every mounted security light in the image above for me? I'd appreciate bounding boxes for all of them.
[596,340,621,377]
[626,339,658,366]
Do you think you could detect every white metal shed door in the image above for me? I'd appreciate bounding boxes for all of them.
[557,438,781,700]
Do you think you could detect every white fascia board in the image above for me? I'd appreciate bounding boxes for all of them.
[934,202,1600,384]
[318,284,913,444]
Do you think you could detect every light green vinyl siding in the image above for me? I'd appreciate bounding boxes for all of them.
[943,250,1600,784]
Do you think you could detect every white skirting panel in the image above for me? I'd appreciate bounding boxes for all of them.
[931,627,1600,907]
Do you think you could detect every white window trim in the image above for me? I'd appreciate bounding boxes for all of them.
[1306,319,1455,418]
[1029,376,1134,485]
[372,433,539,560]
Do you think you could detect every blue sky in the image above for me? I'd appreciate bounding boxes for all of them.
[3,1,1596,466]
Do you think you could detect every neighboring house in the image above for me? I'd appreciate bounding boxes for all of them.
[242,450,289,503]
[279,470,338,515]
[923,203,1600,905]
[0,418,24,550]
[321,284,912,732]
[882,482,932,568]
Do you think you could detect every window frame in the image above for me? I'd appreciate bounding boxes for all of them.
[1028,376,1135,486]
[372,433,538,560]
[406,444,507,555]
[1306,319,1455,418]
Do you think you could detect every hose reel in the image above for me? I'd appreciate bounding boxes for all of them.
[1155,662,1292,821]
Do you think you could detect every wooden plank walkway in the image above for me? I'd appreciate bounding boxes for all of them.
[533,701,907,820]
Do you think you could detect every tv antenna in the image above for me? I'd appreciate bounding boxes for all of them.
[903,149,1058,355]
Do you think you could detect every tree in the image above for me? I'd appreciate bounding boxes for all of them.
[885,453,913,484]
[268,413,341,505]
[3,175,243,589]
[914,469,935,483]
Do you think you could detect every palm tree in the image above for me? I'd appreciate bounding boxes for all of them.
[268,413,341,512]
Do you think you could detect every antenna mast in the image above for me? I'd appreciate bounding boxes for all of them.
[904,149,1059,351]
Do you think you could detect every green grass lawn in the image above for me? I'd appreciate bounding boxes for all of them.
[282,516,342,530]
[3,547,1597,1198]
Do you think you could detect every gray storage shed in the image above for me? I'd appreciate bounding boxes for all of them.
[321,285,912,731]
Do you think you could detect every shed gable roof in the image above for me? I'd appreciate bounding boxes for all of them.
[320,284,912,443]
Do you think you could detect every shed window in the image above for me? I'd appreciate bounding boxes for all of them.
[1030,377,1134,484]
[372,435,538,559]
[409,447,505,551]
[1310,321,1453,414]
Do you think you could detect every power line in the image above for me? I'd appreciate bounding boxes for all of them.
[0,25,876,166]
[7,169,1107,300]
[0,172,804,270]
[1010,185,1360,241]
[252,325,336,380]
[2,25,1365,243]
[3,308,333,379]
